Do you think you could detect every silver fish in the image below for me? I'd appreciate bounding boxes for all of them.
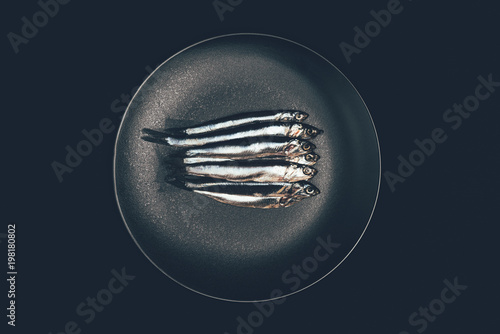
[161,110,308,136]
[181,153,319,166]
[176,162,317,182]
[182,180,320,209]
[141,122,323,148]
[175,179,320,199]
[192,191,308,209]
[182,138,316,159]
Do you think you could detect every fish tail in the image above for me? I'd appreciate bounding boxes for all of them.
[159,127,186,136]
[140,128,172,145]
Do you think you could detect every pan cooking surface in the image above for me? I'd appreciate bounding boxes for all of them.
[114,34,380,301]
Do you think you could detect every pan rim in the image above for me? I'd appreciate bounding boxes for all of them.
[113,32,381,303]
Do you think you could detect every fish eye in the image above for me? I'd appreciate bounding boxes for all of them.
[302,143,311,151]
[305,186,315,194]
[306,128,314,136]
[303,167,313,175]
[305,153,315,161]
[295,113,306,121]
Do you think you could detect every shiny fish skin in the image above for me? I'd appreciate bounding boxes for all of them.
[141,122,323,148]
[164,110,309,136]
[179,162,317,182]
[173,179,320,199]
[141,110,323,209]
[181,153,319,166]
[192,191,302,209]
[183,137,316,159]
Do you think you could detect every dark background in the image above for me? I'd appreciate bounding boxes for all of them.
[3,0,499,333]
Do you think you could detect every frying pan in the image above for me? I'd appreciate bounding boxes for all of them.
[114,33,380,302]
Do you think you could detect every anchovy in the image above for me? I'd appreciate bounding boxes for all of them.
[169,161,317,182]
[192,191,307,209]
[171,179,320,199]
[178,137,316,160]
[141,122,323,148]
[181,153,319,166]
[182,137,316,159]
[162,110,309,136]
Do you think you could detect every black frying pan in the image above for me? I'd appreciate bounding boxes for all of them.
[114,33,380,302]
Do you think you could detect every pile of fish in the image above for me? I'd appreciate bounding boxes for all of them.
[141,110,323,209]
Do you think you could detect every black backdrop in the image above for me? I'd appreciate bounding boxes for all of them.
[3,0,499,333]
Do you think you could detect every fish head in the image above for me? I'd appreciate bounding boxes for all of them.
[285,163,312,181]
[293,182,321,197]
[298,124,324,140]
[283,163,312,182]
[305,153,320,162]
[294,154,318,166]
[301,165,317,178]
[286,140,316,155]
[304,183,320,196]
[299,140,316,153]
[293,111,309,122]
[279,111,309,122]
